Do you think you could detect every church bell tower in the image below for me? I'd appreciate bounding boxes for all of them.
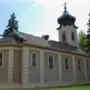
[57,3,78,47]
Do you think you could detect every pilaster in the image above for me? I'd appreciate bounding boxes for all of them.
[84,57,88,81]
[8,47,14,83]
[40,50,44,83]
[72,56,76,82]
[58,53,62,82]
[22,47,29,84]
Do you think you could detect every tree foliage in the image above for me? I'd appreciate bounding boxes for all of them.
[79,30,86,50]
[79,13,90,52]
[3,12,18,36]
[85,13,90,52]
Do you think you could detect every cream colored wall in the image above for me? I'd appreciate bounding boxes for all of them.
[75,56,85,82]
[13,49,22,83]
[21,47,46,84]
[29,50,40,82]
[21,46,89,84]
[86,57,90,81]
[22,47,29,84]
[0,49,9,82]
[44,52,59,82]
[61,54,73,81]
[0,47,22,83]
[0,46,89,85]
[58,25,78,47]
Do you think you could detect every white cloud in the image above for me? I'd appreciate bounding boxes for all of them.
[3,0,89,41]
[33,0,90,41]
[0,0,32,3]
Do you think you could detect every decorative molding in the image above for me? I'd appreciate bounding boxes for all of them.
[0,47,21,50]
[29,48,59,55]
[0,44,89,57]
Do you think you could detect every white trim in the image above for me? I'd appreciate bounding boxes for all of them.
[64,57,70,71]
[68,56,72,71]
[30,51,38,68]
[64,56,73,71]
[48,54,55,70]
[77,59,82,71]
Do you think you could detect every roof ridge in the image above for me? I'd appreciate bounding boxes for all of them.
[20,32,42,39]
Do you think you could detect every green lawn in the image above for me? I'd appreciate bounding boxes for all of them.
[43,86,90,90]
[0,86,90,90]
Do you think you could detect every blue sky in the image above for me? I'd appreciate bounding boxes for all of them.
[0,0,45,34]
[0,0,90,40]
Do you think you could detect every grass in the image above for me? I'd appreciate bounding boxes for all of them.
[0,85,90,90]
[43,86,90,90]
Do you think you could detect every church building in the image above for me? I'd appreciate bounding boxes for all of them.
[0,4,90,88]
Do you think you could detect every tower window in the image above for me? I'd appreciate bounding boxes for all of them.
[71,32,75,40]
[62,32,66,41]
[65,58,69,70]
[48,55,54,69]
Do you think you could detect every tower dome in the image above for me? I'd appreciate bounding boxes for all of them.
[57,3,77,29]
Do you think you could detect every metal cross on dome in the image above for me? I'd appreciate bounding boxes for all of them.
[64,2,67,10]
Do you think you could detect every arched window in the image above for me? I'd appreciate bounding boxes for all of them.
[62,32,66,41]
[31,52,37,67]
[0,53,3,66]
[65,58,69,70]
[77,60,81,71]
[48,55,54,69]
[71,32,75,40]
[86,60,88,69]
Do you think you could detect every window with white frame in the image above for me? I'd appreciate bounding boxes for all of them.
[86,60,88,69]
[0,53,3,66]
[65,58,69,70]
[77,60,81,71]
[48,55,54,69]
[31,52,37,67]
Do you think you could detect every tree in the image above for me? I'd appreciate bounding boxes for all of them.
[3,12,18,36]
[85,13,90,52]
[79,30,86,50]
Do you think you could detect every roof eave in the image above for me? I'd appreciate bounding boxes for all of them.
[0,43,89,57]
